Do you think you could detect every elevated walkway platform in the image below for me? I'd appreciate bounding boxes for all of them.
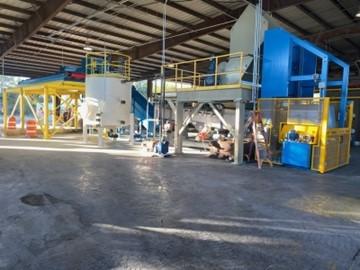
[6,80,85,95]
[157,51,253,165]
[157,51,253,103]
[170,84,252,103]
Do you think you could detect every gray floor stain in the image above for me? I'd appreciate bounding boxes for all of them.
[20,193,61,206]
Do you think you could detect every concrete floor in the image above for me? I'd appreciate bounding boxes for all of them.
[0,136,360,270]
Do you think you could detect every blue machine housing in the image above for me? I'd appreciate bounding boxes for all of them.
[261,28,349,127]
[131,86,155,135]
[156,140,169,155]
[282,141,311,169]
[19,60,86,86]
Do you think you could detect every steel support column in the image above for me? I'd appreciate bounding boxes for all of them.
[74,95,79,129]
[20,88,25,130]
[98,127,104,147]
[52,95,56,129]
[3,89,8,134]
[175,101,184,154]
[319,98,330,173]
[43,87,50,139]
[234,99,245,165]
[208,103,233,131]
[129,112,135,145]
[83,122,88,143]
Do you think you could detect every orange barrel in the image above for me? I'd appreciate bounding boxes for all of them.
[25,119,38,138]
[8,116,16,130]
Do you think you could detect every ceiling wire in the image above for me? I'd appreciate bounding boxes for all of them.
[159,0,168,140]
[11,0,360,77]
[11,0,360,54]
[33,0,149,56]
[29,1,129,57]
[41,0,184,54]
[28,0,237,58]
[48,1,129,39]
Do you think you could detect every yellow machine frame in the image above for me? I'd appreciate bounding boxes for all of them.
[3,81,85,139]
[258,97,353,173]
[159,51,252,93]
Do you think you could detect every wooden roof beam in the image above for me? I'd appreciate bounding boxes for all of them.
[71,0,176,34]
[297,4,333,29]
[51,17,144,44]
[42,25,131,49]
[123,0,229,42]
[125,6,246,60]
[1,68,44,78]
[148,0,231,50]
[40,27,213,63]
[7,54,69,65]
[297,2,360,52]
[271,13,310,35]
[328,0,356,22]
[201,0,237,19]
[0,3,33,15]
[307,23,360,42]
[61,8,160,39]
[0,0,72,57]
[154,0,209,21]
[8,52,79,65]
[68,1,228,51]
[5,58,60,70]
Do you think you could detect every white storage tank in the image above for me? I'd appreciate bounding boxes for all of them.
[84,77,131,127]
[82,51,132,130]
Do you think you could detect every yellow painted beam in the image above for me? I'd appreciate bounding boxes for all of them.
[43,87,50,139]
[52,95,56,129]
[319,98,330,174]
[347,102,354,164]
[20,88,25,130]
[6,81,85,95]
[74,95,79,129]
[9,95,20,117]
[3,89,8,132]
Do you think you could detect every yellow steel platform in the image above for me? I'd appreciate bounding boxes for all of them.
[3,80,85,139]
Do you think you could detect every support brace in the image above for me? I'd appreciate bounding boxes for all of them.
[179,103,204,135]
[208,103,233,132]
[174,101,184,154]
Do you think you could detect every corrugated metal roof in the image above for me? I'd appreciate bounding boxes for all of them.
[305,0,352,27]
[0,9,30,20]
[276,6,325,33]
[0,0,357,79]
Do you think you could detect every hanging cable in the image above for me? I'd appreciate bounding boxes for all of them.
[159,0,168,140]
[252,0,262,110]
[1,57,4,94]
[61,46,64,67]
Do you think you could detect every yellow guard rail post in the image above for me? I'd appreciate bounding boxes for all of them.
[318,97,330,174]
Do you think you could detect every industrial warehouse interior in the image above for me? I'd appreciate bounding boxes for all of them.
[0,0,360,269]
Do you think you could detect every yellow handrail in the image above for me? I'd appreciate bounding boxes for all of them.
[161,51,250,93]
[86,51,131,80]
[163,51,250,67]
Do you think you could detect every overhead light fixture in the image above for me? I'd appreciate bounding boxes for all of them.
[356,6,360,17]
[83,46,93,51]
